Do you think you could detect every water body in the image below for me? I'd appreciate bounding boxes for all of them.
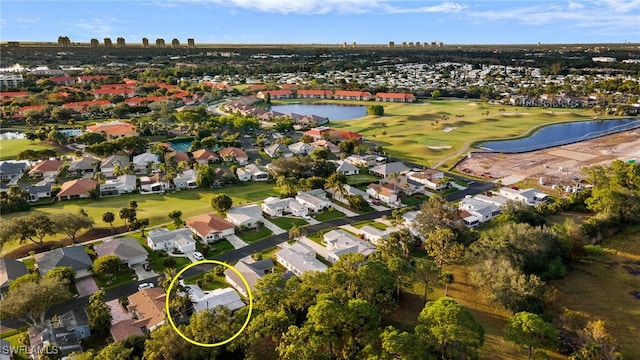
[167,139,194,152]
[478,119,640,153]
[270,104,367,121]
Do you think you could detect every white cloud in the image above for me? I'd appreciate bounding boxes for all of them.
[60,18,118,39]
[15,17,40,23]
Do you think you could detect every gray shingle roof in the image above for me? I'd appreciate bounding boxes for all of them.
[94,237,147,262]
[0,257,29,289]
[35,246,93,275]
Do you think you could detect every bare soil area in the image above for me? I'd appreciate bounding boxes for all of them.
[457,129,640,186]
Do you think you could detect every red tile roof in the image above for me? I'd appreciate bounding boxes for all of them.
[375,92,416,101]
[125,96,168,105]
[164,151,190,163]
[334,90,372,97]
[1,91,29,98]
[257,90,292,97]
[297,89,333,96]
[57,179,98,198]
[49,76,74,84]
[63,100,112,109]
[219,147,248,159]
[94,88,136,96]
[29,159,64,175]
[192,149,219,161]
[186,213,234,238]
[86,121,137,137]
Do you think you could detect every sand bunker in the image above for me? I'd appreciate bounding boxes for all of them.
[427,145,453,150]
[501,112,531,116]
[443,127,458,133]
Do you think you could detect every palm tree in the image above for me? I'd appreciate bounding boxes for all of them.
[288,224,307,241]
[324,173,346,199]
[159,268,178,292]
[441,272,454,296]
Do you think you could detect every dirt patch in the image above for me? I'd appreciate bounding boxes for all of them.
[4,226,129,259]
[457,129,640,186]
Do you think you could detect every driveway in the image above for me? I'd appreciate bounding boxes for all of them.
[76,277,99,297]
[261,219,286,235]
[132,264,158,281]
[299,236,329,260]
[329,203,359,217]
[225,234,249,249]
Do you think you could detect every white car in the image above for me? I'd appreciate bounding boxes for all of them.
[193,251,204,260]
[302,215,312,221]
[138,282,154,291]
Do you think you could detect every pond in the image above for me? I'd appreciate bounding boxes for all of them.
[269,104,367,121]
[477,119,640,153]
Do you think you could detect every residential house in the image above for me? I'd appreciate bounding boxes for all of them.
[297,89,333,99]
[0,257,28,299]
[219,147,249,164]
[288,142,313,156]
[68,155,99,175]
[245,164,269,181]
[276,242,327,276]
[406,169,447,190]
[132,152,160,174]
[297,114,329,126]
[173,169,198,189]
[35,246,93,279]
[186,213,235,243]
[0,161,28,181]
[261,197,308,217]
[186,286,246,312]
[86,121,138,140]
[28,310,91,359]
[164,151,190,167]
[236,167,251,182]
[333,90,372,101]
[191,149,219,165]
[367,183,399,205]
[146,228,197,253]
[295,189,332,213]
[359,225,389,245]
[111,288,166,341]
[325,184,369,205]
[264,143,293,158]
[28,159,64,179]
[303,126,333,140]
[370,161,409,178]
[100,174,136,196]
[334,160,360,175]
[387,175,425,195]
[57,178,98,200]
[94,237,148,267]
[100,155,130,178]
[224,257,275,297]
[310,139,340,155]
[323,230,375,263]
[139,174,170,194]
[26,181,53,202]
[499,187,549,206]
[375,92,416,103]
[226,205,264,228]
[256,89,292,100]
[458,196,502,227]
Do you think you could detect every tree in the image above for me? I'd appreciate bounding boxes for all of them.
[415,194,462,235]
[119,207,137,229]
[87,290,112,337]
[92,254,122,279]
[0,276,73,325]
[440,272,454,297]
[195,165,215,188]
[288,224,306,240]
[211,193,232,214]
[8,272,40,293]
[50,213,94,244]
[379,326,427,360]
[102,211,116,232]
[424,228,464,269]
[414,258,440,305]
[169,210,183,227]
[132,218,150,236]
[387,256,413,299]
[367,104,384,116]
[505,312,559,359]
[431,89,441,98]
[10,213,55,248]
[571,320,622,360]
[45,266,76,294]
[416,297,484,360]
[346,194,368,212]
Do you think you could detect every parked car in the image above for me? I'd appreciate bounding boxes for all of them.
[138,282,154,290]
[302,215,312,221]
[142,263,151,271]
[193,251,204,260]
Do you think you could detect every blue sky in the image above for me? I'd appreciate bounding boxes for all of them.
[1,0,639,44]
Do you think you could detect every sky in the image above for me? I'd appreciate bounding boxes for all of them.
[1,0,639,45]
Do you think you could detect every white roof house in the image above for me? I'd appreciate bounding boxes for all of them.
[174,169,198,189]
[261,197,308,217]
[276,242,327,276]
[226,204,264,228]
[323,230,375,262]
[359,225,389,245]
[334,161,360,176]
[224,257,275,297]
[325,184,369,205]
[499,187,549,206]
[264,143,293,158]
[100,174,136,196]
[458,196,502,227]
[295,189,331,212]
[186,286,246,312]
[370,161,410,178]
[406,169,446,190]
[246,164,269,181]
[132,152,160,173]
[146,228,196,253]
[288,142,313,155]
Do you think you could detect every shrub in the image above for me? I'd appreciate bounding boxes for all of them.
[163,257,176,267]
[204,272,216,283]
[583,244,605,258]
[201,245,209,254]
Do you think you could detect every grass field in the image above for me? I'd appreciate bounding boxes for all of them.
[0,183,279,256]
[0,139,61,160]
[236,227,273,243]
[266,216,308,230]
[318,98,593,168]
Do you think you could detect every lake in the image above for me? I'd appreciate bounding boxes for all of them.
[269,104,367,121]
[478,119,640,153]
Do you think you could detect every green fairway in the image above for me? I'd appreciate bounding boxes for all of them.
[324,99,593,168]
[0,139,60,160]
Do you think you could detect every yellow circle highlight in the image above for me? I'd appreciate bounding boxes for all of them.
[164,259,253,347]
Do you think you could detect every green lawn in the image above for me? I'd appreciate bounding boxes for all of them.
[266,216,308,230]
[145,247,192,273]
[95,268,136,289]
[346,173,380,186]
[313,209,345,221]
[353,220,388,230]
[184,273,228,291]
[208,239,235,256]
[0,139,60,160]
[236,227,273,243]
[401,193,428,206]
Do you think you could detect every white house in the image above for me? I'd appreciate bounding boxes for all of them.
[246,164,269,181]
[27,181,53,202]
[99,155,130,178]
[100,174,136,196]
[186,286,246,312]
[186,213,235,243]
[344,154,377,167]
[139,175,170,194]
[224,257,275,297]
[499,187,549,206]
[323,230,375,263]
[132,152,160,174]
[276,242,327,276]
[236,167,251,181]
[325,184,369,205]
[261,197,308,217]
[295,189,331,213]
[406,169,446,190]
[146,228,197,252]
[288,142,313,156]
[226,205,264,228]
[334,160,360,176]
[458,196,502,227]
[359,225,389,245]
[174,169,198,189]
[369,162,409,178]
[264,143,293,158]
[367,183,399,205]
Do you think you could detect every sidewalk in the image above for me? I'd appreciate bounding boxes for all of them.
[261,219,286,235]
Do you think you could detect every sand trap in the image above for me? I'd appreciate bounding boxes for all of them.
[427,145,452,150]
[454,108,465,111]
[468,103,478,106]
[501,112,530,116]
[443,127,458,133]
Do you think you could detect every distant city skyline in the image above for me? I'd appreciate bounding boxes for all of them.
[1,0,639,44]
